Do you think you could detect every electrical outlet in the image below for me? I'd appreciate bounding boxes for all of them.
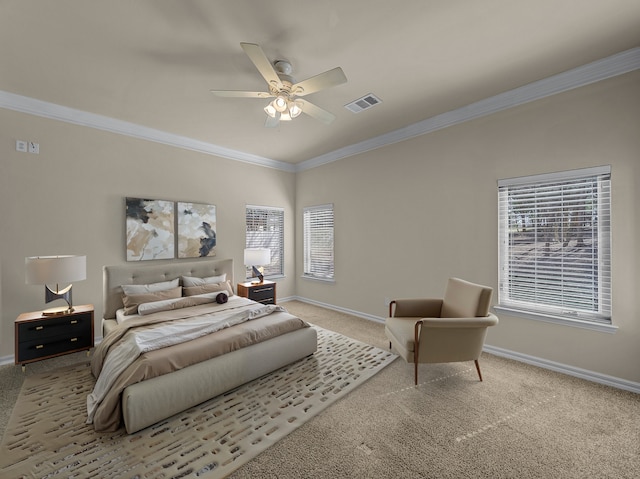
[16,140,27,152]
[28,142,40,154]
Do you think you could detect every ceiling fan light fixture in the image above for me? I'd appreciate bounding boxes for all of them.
[274,95,288,112]
[289,100,303,118]
[280,110,292,121]
[264,103,277,118]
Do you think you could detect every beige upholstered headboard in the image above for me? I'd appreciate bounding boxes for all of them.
[103,258,234,320]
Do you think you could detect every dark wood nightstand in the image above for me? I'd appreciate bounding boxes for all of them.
[237,280,276,305]
[15,304,94,370]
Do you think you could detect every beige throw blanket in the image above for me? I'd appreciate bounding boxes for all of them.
[88,296,284,425]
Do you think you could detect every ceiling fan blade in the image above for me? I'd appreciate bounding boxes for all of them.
[210,90,272,98]
[291,67,347,97]
[240,42,283,91]
[298,99,336,124]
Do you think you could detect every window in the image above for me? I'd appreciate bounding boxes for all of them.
[303,204,334,280]
[497,166,611,326]
[245,205,284,279]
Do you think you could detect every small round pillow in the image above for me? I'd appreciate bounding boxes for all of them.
[216,292,229,304]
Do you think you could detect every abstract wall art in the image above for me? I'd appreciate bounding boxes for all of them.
[125,197,175,261]
[177,202,217,258]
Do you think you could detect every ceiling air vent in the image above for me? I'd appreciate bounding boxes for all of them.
[344,93,382,113]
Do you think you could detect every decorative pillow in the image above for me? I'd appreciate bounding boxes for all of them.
[181,274,227,287]
[138,295,205,315]
[121,278,179,296]
[115,308,138,324]
[215,292,229,304]
[122,286,182,315]
[183,280,233,297]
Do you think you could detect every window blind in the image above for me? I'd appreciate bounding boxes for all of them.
[303,204,334,280]
[245,205,284,278]
[498,166,611,322]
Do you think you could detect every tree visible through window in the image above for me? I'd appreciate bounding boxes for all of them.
[245,205,284,279]
[303,204,334,280]
[497,166,611,324]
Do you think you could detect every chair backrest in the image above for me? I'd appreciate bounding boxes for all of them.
[441,278,493,318]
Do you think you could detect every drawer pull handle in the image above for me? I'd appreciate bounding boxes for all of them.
[70,338,78,342]
[70,320,78,324]
[36,345,44,349]
[35,326,44,331]
[254,288,272,293]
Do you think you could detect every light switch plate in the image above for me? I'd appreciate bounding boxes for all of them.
[16,140,27,152]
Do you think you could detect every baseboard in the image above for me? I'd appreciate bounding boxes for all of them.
[0,355,13,367]
[4,299,638,395]
[482,345,640,394]
[290,296,640,395]
[283,296,384,324]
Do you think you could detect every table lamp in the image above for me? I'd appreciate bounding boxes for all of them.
[25,255,86,315]
[244,248,270,284]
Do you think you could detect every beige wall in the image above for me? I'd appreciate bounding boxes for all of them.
[1,71,638,385]
[296,71,640,383]
[0,110,296,358]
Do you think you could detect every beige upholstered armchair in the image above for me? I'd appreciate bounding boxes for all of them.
[385,278,499,385]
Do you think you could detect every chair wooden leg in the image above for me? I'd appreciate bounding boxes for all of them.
[474,359,483,381]
[414,321,422,386]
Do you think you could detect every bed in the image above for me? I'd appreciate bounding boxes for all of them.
[93,258,317,434]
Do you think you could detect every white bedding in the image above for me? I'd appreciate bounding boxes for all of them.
[87,295,285,424]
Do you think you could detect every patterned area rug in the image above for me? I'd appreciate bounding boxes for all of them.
[0,326,396,478]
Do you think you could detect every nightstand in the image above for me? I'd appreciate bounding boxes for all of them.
[15,304,94,370]
[237,280,276,305]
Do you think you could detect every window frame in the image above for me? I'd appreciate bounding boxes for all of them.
[496,166,615,333]
[302,204,335,282]
[245,205,284,280]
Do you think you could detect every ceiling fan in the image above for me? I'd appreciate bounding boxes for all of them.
[210,42,347,127]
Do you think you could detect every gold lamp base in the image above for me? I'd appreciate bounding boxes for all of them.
[42,305,74,316]
[42,284,74,315]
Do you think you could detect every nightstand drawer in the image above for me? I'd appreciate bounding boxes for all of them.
[17,331,93,362]
[237,281,276,305]
[17,312,93,342]
[15,304,95,367]
[249,285,275,303]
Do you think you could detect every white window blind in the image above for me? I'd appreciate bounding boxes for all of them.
[498,166,611,323]
[303,204,334,280]
[245,205,284,279]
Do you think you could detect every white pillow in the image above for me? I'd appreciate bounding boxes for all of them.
[138,293,223,315]
[115,308,139,324]
[181,274,226,287]
[137,296,186,315]
[121,278,179,295]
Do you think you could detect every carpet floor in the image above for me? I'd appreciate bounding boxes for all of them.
[1,300,639,478]
[0,325,395,478]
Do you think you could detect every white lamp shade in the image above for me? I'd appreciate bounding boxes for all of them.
[25,255,87,285]
[244,248,270,266]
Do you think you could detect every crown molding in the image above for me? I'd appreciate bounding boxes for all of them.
[296,47,640,172]
[1,47,638,174]
[0,91,296,173]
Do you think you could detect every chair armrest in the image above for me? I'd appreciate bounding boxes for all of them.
[418,313,499,328]
[390,298,443,318]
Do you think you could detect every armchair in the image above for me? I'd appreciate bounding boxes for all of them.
[385,277,498,385]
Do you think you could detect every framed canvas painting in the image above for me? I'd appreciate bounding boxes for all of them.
[126,197,175,261]
[177,202,217,258]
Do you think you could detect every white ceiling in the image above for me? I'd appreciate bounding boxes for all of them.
[2,1,639,167]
